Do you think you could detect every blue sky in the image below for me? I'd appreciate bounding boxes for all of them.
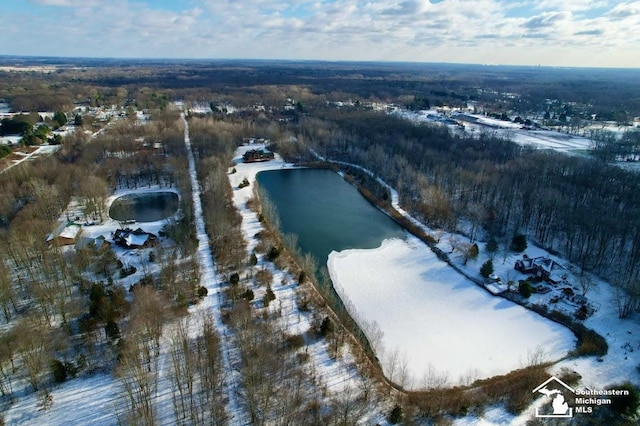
[1,0,639,68]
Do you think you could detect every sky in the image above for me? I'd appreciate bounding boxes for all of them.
[1,0,639,68]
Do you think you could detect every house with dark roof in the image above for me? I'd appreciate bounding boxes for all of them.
[514,255,566,284]
[242,149,274,163]
[112,228,158,249]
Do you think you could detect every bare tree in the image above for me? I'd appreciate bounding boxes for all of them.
[14,314,50,392]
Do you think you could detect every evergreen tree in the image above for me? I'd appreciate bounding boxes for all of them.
[480,259,494,278]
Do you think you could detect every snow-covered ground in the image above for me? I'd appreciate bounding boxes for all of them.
[228,144,387,423]
[1,144,61,173]
[311,149,640,422]
[394,110,595,152]
[328,237,576,389]
[0,136,21,145]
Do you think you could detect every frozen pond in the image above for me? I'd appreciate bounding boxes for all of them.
[329,237,577,389]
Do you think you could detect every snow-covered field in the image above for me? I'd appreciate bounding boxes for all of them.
[395,110,595,152]
[328,237,576,389]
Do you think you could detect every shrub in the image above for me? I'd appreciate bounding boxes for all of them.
[238,177,250,189]
[468,243,479,262]
[518,280,532,298]
[263,286,276,307]
[388,405,403,424]
[574,324,608,356]
[285,333,305,350]
[105,321,120,342]
[50,359,67,384]
[266,246,280,262]
[197,286,208,298]
[256,268,273,287]
[249,252,258,266]
[319,317,333,337]
[229,272,240,285]
[510,234,528,252]
[243,289,254,301]
[148,251,156,262]
[606,382,640,418]
[298,271,306,284]
[480,259,494,278]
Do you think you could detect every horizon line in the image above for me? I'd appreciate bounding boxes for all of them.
[1,54,639,72]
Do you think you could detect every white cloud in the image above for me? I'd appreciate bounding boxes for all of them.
[0,0,637,67]
[28,0,99,7]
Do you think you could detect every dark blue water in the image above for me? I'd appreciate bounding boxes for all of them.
[109,191,179,222]
[256,168,405,267]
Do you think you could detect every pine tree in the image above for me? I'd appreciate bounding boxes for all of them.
[480,259,494,278]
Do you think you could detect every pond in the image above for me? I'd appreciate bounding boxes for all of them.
[256,168,405,268]
[109,191,179,223]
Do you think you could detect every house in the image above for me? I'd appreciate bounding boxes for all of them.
[242,149,274,163]
[74,235,111,252]
[514,255,566,284]
[47,223,82,246]
[112,228,158,249]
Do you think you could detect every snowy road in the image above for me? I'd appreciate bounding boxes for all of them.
[181,113,247,425]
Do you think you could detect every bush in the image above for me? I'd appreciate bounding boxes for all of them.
[249,252,258,266]
[298,271,306,284]
[243,288,254,301]
[480,259,494,278]
[468,243,479,262]
[238,177,250,189]
[606,382,640,418]
[266,246,280,262]
[263,285,276,307]
[50,359,67,384]
[574,324,608,356]
[105,320,120,342]
[229,272,240,285]
[388,405,403,424]
[518,280,532,298]
[197,286,208,298]
[285,333,305,349]
[510,234,527,252]
[319,317,333,337]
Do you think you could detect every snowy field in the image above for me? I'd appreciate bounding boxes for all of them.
[395,110,595,152]
[328,237,576,389]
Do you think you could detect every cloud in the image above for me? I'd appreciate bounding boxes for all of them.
[531,0,612,12]
[0,0,637,67]
[606,1,640,18]
[574,29,604,36]
[523,11,570,29]
[28,0,98,6]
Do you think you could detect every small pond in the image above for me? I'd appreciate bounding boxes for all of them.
[109,191,179,223]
